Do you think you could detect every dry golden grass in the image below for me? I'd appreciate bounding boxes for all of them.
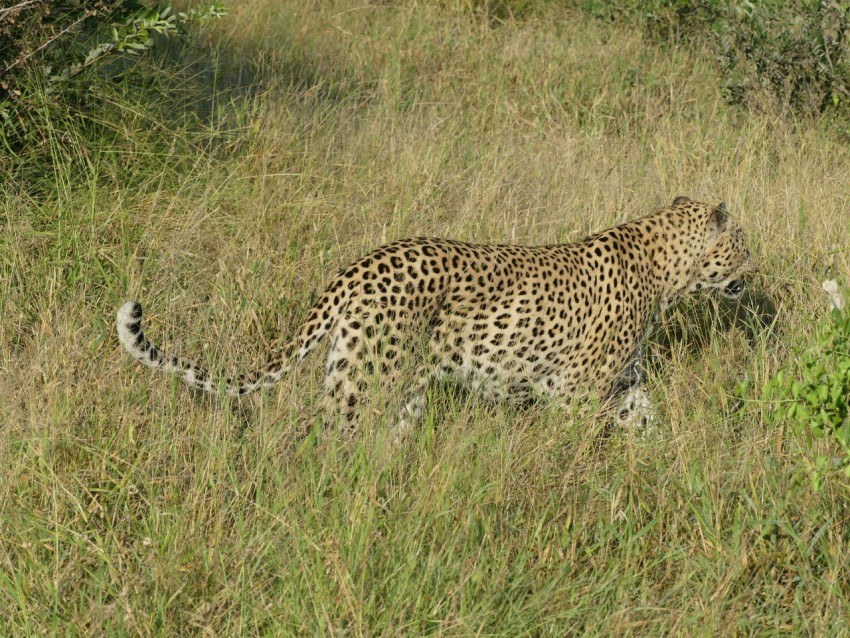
[1,1,849,635]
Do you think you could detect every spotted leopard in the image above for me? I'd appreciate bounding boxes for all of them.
[117,196,752,433]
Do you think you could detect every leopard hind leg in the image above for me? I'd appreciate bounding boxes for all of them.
[321,307,410,433]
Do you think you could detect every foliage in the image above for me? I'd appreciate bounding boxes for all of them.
[0,0,225,152]
[764,283,850,490]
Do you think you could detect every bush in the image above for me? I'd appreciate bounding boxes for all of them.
[577,0,850,115]
[715,0,850,113]
[0,0,225,154]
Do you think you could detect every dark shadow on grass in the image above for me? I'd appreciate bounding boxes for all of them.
[4,16,372,192]
[139,25,370,133]
[641,285,778,423]
[649,286,778,364]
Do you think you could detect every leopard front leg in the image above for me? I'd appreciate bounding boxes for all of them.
[391,371,432,443]
[615,386,655,432]
[609,342,656,432]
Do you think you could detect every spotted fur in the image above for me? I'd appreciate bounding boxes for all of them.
[117,197,751,432]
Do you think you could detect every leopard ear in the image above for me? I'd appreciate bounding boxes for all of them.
[672,195,691,206]
[708,202,729,235]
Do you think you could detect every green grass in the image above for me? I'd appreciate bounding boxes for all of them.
[2,1,850,635]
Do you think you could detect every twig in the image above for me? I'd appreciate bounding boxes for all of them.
[0,11,90,79]
[0,0,42,21]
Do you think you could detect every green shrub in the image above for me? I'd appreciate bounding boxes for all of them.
[764,279,850,490]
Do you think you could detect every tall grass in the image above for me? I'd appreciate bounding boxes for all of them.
[1,1,849,635]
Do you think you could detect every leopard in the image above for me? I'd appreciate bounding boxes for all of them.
[116,196,752,435]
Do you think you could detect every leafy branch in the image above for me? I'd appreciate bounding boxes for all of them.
[43,5,227,88]
[764,277,850,491]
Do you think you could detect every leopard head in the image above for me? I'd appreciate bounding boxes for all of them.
[685,201,752,299]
